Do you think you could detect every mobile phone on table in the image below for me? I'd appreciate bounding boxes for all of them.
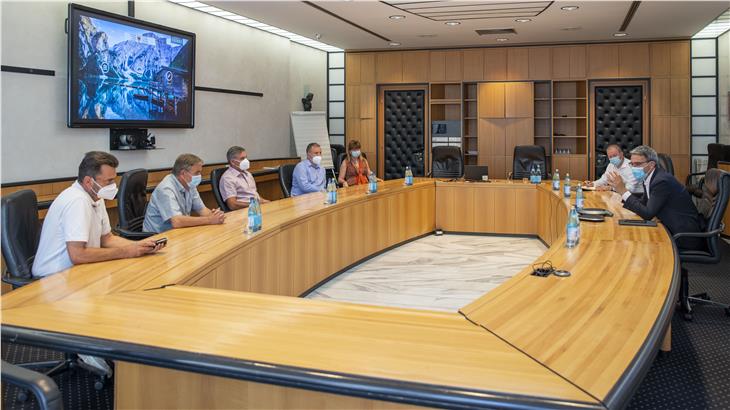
[155,238,168,246]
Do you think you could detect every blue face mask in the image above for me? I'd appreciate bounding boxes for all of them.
[351,150,361,158]
[631,166,646,181]
[609,156,622,167]
[189,174,202,188]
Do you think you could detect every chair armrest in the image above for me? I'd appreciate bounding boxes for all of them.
[672,224,725,240]
[1,360,63,410]
[114,227,155,240]
[685,171,706,185]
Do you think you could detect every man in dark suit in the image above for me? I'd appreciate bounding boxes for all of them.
[607,145,705,250]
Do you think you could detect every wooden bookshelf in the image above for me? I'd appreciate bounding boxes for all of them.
[462,83,478,165]
[550,80,587,179]
[534,81,552,165]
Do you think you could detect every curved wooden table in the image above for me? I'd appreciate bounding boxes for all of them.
[1,179,677,409]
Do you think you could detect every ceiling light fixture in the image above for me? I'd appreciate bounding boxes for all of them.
[496,38,509,42]
[167,0,343,52]
[561,26,582,31]
[561,6,579,11]
[445,21,461,26]
[389,15,405,20]
[515,18,532,23]
[389,41,401,46]
[613,32,628,37]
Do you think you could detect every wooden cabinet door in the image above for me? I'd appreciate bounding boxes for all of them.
[478,82,505,118]
[505,82,534,118]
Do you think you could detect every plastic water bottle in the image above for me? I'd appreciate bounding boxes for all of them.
[247,197,258,233]
[563,173,571,198]
[552,169,560,191]
[368,172,378,193]
[536,164,542,184]
[566,206,580,248]
[529,164,537,184]
[404,166,413,186]
[327,179,337,204]
[255,197,263,231]
[332,180,338,203]
[575,184,584,210]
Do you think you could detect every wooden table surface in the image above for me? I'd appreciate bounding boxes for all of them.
[1,179,677,409]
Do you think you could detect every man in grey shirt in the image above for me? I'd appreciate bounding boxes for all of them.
[144,153,225,233]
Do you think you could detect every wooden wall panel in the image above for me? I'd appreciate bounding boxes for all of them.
[652,79,671,117]
[360,53,376,84]
[670,117,690,156]
[506,119,535,156]
[528,47,551,80]
[376,52,403,83]
[345,53,361,85]
[402,51,429,83]
[651,117,671,153]
[478,83,505,118]
[514,189,537,234]
[493,188,516,233]
[462,49,484,81]
[587,44,619,78]
[619,43,650,78]
[569,156,588,181]
[670,78,689,116]
[553,156,570,177]
[552,46,585,79]
[473,188,496,232]
[505,82,534,118]
[570,46,587,79]
[507,48,529,80]
[650,43,671,77]
[484,48,507,81]
[430,50,462,82]
[360,85,376,118]
[670,41,690,77]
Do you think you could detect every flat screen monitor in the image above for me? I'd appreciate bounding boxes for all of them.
[67,3,195,128]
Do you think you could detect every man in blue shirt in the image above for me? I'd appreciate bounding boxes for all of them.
[291,142,326,196]
[144,154,226,233]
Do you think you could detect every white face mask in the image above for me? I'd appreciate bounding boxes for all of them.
[92,180,118,201]
[311,155,322,166]
[237,158,250,171]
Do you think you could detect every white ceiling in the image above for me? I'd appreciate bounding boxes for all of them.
[207,1,729,51]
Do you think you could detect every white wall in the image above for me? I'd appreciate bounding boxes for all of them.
[0,0,326,183]
[719,31,729,146]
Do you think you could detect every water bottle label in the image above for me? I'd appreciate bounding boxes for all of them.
[553,181,560,190]
[576,198,584,209]
[567,226,579,245]
[248,216,255,232]
[564,186,570,197]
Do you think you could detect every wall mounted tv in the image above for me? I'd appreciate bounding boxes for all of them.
[68,3,195,128]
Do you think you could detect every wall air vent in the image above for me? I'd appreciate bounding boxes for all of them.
[475,28,517,36]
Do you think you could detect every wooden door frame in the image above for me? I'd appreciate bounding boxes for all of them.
[377,85,430,178]
[588,80,649,180]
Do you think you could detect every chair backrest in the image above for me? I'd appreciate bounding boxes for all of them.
[431,146,463,178]
[512,145,548,179]
[1,190,40,280]
[211,167,230,212]
[707,143,725,169]
[702,170,730,261]
[336,152,347,171]
[331,144,346,159]
[657,153,674,176]
[330,148,339,177]
[279,164,296,198]
[117,168,149,232]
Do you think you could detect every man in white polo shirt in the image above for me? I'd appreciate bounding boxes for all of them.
[32,151,165,377]
[33,151,164,278]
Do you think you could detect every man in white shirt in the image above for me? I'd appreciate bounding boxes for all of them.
[33,151,164,278]
[584,144,643,194]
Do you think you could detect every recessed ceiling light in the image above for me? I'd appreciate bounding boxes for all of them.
[389,15,405,20]
[515,18,532,23]
[445,21,461,26]
[496,38,509,42]
[389,41,401,46]
[613,32,628,37]
[561,5,579,11]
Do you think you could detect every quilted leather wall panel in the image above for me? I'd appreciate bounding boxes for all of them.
[384,90,425,180]
[594,86,643,177]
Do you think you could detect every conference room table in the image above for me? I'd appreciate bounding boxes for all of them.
[1,178,677,409]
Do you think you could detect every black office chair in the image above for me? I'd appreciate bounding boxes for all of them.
[431,146,463,178]
[512,145,548,180]
[279,164,296,198]
[331,143,345,160]
[116,168,154,240]
[686,143,728,197]
[674,169,730,320]
[2,361,63,410]
[1,190,109,396]
[657,153,675,176]
[210,167,230,212]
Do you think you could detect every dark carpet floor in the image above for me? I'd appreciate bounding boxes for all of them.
[3,241,729,410]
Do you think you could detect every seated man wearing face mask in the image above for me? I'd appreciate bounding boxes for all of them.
[33,151,165,278]
[607,145,705,251]
[220,146,269,210]
[584,143,642,194]
[291,142,326,196]
[144,153,226,233]
[338,139,373,188]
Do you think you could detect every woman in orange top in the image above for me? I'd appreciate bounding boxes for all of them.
[338,140,373,187]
